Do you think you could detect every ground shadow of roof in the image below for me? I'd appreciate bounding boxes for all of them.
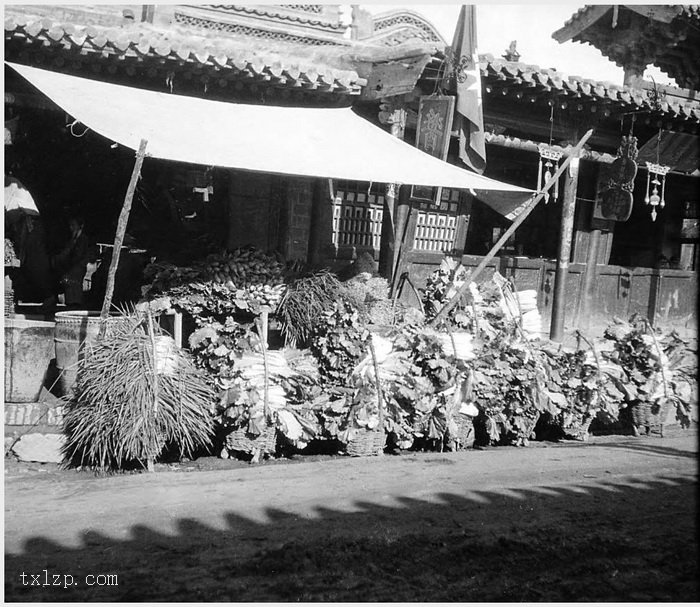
[5,470,698,601]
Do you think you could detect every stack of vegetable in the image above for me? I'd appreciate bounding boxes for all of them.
[217,347,320,456]
[538,345,612,440]
[143,246,286,318]
[600,316,696,432]
[276,271,343,347]
[62,313,216,471]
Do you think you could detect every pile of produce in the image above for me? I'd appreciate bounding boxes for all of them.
[310,300,371,385]
[387,325,472,449]
[468,341,550,446]
[5,238,19,266]
[143,246,286,319]
[62,313,216,471]
[133,249,697,462]
[538,343,617,440]
[422,258,541,341]
[217,347,321,457]
[341,272,397,326]
[599,315,696,430]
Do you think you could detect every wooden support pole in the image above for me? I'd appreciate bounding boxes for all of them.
[389,187,412,297]
[550,149,581,342]
[429,129,594,327]
[378,182,398,279]
[378,108,406,280]
[99,139,148,335]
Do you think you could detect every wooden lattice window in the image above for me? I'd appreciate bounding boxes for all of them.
[412,188,462,252]
[332,181,385,250]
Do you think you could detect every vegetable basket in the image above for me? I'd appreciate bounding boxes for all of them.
[448,413,474,450]
[561,413,595,441]
[342,338,386,457]
[226,424,277,455]
[225,312,278,457]
[345,427,386,457]
[515,414,541,443]
[631,399,671,436]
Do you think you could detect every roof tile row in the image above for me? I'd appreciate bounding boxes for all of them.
[5,17,366,94]
[481,56,700,122]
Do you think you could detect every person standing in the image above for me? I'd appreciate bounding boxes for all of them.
[53,216,89,309]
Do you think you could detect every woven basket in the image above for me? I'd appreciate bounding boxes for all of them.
[562,414,595,441]
[631,400,671,435]
[226,425,277,455]
[345,428,386,457]
[449,414,475,449]
[511,414,540,445]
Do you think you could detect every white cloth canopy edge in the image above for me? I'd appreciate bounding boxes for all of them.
[7,62,533,215]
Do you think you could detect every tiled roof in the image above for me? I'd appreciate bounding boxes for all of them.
[208,5,346,31]
[479,56,700,122]
[558,5,700,33]
[4,15,367,94]
[552,5,700,90]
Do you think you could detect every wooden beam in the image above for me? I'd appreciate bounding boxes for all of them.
[361,55,432,100]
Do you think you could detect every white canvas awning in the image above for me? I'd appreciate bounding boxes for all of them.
[8,62,534,218]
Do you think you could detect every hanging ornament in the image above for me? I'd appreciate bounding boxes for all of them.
[537,145,563,203]
[644,162,670,222]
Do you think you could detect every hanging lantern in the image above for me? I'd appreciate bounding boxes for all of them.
[537,145,563,203]
[644,162,670,221]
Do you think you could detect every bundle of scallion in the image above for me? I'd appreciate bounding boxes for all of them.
[276,270,343,347]
[62,314,216,471]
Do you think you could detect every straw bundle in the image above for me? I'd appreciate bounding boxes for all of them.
[62,314,216,470]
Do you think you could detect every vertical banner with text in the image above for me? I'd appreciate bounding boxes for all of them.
[410,95,455,204]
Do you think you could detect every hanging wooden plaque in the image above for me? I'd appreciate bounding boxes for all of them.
[410,96,455,204]
[593,135,638,222]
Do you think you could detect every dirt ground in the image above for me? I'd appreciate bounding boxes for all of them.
[4,426,698,602]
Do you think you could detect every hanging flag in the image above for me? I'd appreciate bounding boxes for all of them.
[450,5,486,174]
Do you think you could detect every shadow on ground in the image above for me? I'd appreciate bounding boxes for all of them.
[5,470,698,602]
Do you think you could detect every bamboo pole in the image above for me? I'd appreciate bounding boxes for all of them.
[99,139,148,338]
[429,129,594,327]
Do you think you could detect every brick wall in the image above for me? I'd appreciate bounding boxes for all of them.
[5,402,64,429]
[284,177,314,260]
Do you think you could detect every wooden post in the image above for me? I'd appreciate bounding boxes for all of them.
[378,182,398,279]
[576,227,601,332]
[430,129,594,327]
[388,187,413,296]
[550,149,581,342]
[378,107,406,280]
[99,139,148,336]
